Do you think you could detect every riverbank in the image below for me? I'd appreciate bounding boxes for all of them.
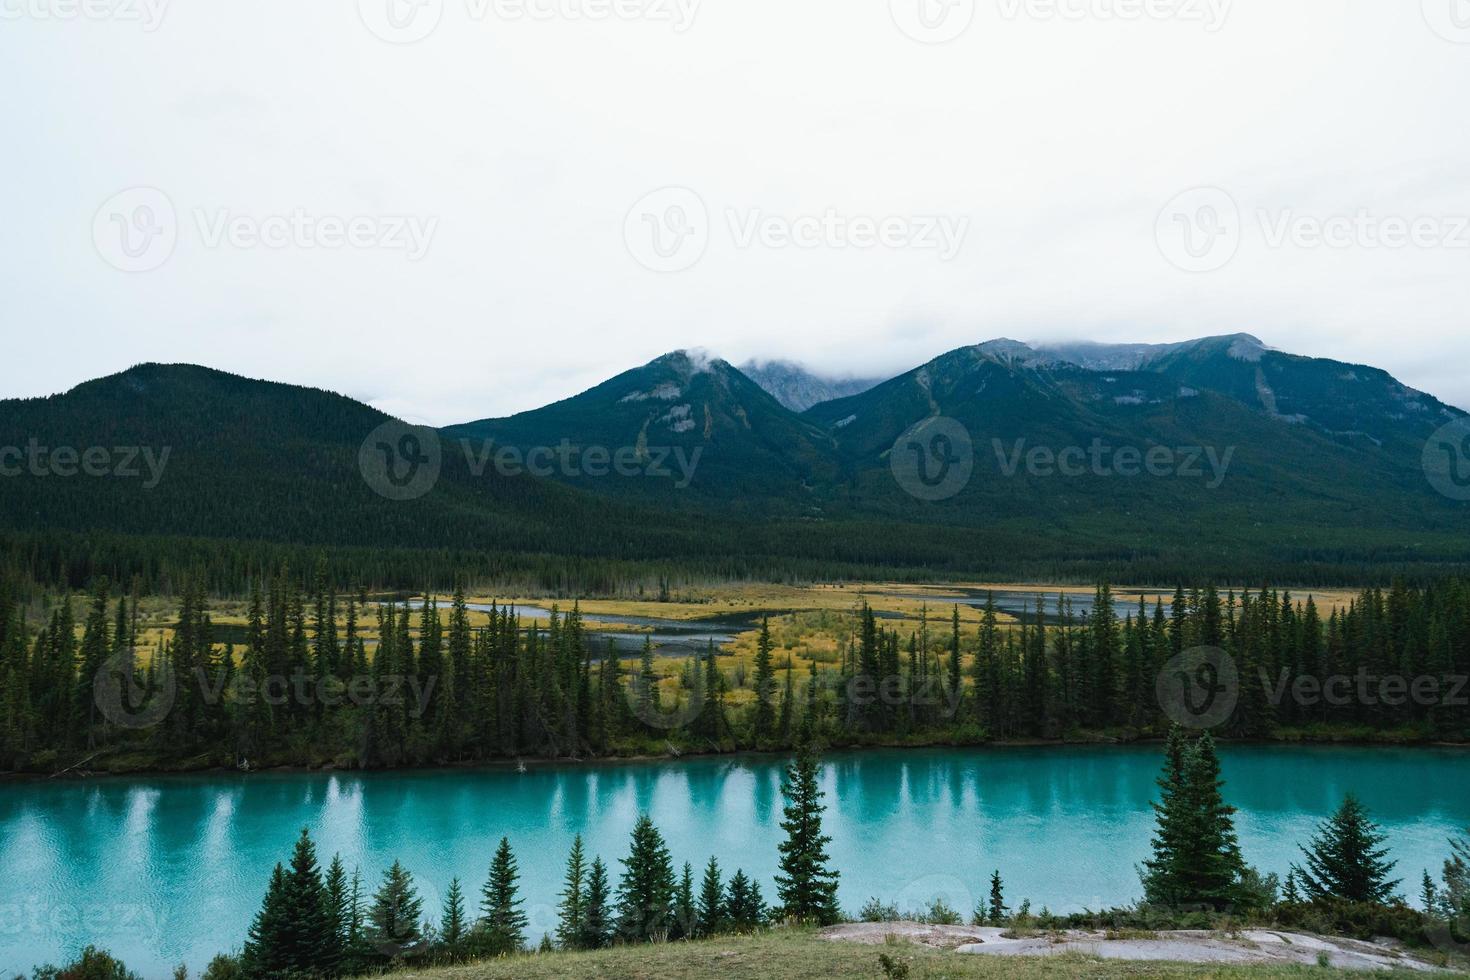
[8,724,1467,781]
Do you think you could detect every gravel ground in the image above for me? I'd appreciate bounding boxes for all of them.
[820,922,1446,972]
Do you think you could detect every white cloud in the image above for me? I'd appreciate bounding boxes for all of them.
[2,0,1467,421]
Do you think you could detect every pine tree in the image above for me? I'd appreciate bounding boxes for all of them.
[241,864,292,977]
[1141,726,1192,908]
[774,723,841,924]
[366,860,423,959]
[701,640,727,742]
[324,854,349,957]
[1178,732,1247,910]
[1141,727,1247,910]
[1293,794,1401,904]
[1422,871,1440,917]
[724,870,767,931]
[777,660,795,744]
[1441,827,1469,918]
[616,814,676,941]
[347,867,364,948]
[241,829,339,976]
[947,605,963,718]
[580,857,613,950]
[752,617,776,740]
[987,870,1008,924]
[555,836,587,950]
[697,857,725,937]
[480,836,527,952]
[635,636,658,725]
[674,861,697,939]
[440,877,467,954]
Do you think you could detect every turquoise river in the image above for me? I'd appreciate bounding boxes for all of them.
[2,745,1467,976]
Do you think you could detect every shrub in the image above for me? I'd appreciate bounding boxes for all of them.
[31,946,141,980]
[858,897,901,922]
[918,898,962,925]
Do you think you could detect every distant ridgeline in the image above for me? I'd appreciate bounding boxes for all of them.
[1,333,1469,594]
[1,577,1465,774]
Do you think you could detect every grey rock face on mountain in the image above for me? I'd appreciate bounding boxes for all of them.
[738,359,881,412]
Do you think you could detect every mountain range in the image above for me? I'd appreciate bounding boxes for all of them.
[3,334,1466,584]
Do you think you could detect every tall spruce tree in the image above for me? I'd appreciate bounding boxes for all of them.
[580,857,613,950]
[439,878,467,953]
[1141,728,1246,910]
[241,864,292,978]
[987,870,1008,925]
[555,835,587,950]
[774,723,841,924]
[615,815,677,941]
[324,854,349,958]
[480,837,528,952]
[1293,794,1401,904]
[365,860,423,959]
[674,862,697,939]
[752,617,777,740]
[697,857,725,937]
[1178,732,1247,910]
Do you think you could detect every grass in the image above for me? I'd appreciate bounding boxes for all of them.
[383,929,1462,979]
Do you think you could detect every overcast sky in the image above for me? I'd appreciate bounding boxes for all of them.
[3,0,1469,424]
